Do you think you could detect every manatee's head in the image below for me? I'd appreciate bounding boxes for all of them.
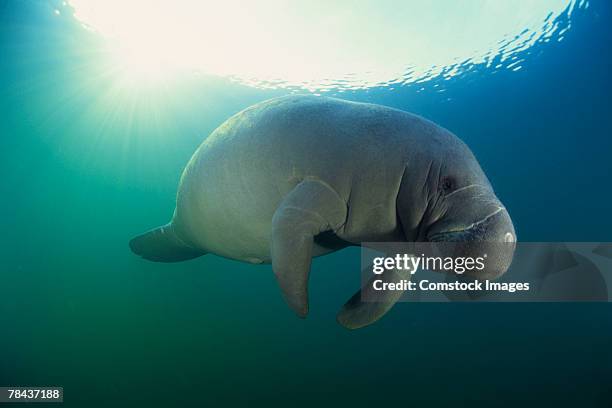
[399,131,516,280]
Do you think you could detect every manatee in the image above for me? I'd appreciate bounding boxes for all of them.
[130,95,516,329]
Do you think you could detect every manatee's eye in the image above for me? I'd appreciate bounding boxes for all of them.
[441,177,455,192]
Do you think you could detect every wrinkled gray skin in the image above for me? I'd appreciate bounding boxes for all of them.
[130,95,516,329]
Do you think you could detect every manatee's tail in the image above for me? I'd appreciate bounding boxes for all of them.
[129,223,206,262]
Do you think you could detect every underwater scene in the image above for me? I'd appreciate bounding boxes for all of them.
[1,0,611,406]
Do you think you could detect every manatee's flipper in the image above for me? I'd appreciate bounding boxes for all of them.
[271,180,347,317]
[337,266,411,330]
[129,223,205,262]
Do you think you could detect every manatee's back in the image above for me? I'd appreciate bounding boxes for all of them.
[171,95,444,259]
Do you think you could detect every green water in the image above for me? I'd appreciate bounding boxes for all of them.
[1,1,611,407]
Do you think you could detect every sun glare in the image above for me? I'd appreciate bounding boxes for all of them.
[66,0,584,90]
[107,38,180,84]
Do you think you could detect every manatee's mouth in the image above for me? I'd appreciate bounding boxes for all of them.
[428,228,481,242]
[427,207,512,243]
[425,207,516,280]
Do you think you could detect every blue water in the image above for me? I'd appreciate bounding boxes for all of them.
[1,1,611,406]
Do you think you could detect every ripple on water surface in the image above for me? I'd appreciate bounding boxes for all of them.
[62,0,588,90]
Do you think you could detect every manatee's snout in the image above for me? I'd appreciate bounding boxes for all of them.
[432,206,515,243]
[427,191,516,280]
